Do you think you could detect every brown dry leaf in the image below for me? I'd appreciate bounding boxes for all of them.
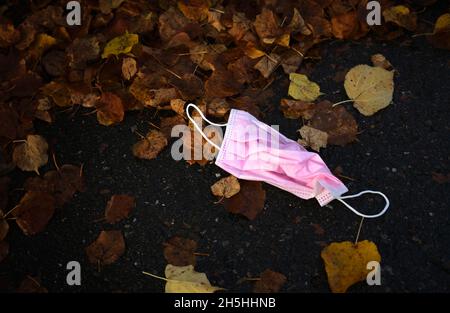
[205,68,242,99]
[224,181,266,220]
[331,11,368,40]
[383,5,417,31]
[280,98,315,119]
[129,74,179,107]
[371,54,393,70]
[0,22,20,48]
[280,50,304,74]
[169,74,204,100]
[289,8,312,36]
[427,13,450,50]
[431,172,450,184]
[67,36,100,70]
[160,115,186,139]
[86,230,125,266]
[42,50,66,77]
[178,0,209,22]
[321,240,381,293]
[17,276,48,293]
[344,64,394,116]
[254,8,288,46]
[24,164,84,208]
[0,211,8,242]
[13,135,48,174]
[13,191,55,236]
[29,33,56,60]
[254,53,281,79]
[99,0,125,14]
[170,99,186,116]
[40,81,72,107]
[163,236,198,266]
[105,194,135,224]
[122,57,137,80]
[298,125,328,152]
[207,98,230,118]
[211,175,240,199]
[253,269,287,293]
[228,12,254,42]
[132,130,168,160]
[309,101,358,146]
[0,240,8,263]
[96,92,125,126]
[158,7,189,42]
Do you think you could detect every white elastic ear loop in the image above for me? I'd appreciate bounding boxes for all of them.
[185,103,227,151]
[336,190,390,218]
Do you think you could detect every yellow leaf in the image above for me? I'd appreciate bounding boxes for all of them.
[433,13,450,33]
[344,64,394,116]
[143,265,223,293]
[382,5,417,31]
[101,33,139,59]
[288,73,321,102]
[275,33,290,47]
[244,45,265,59]
[30,34,56,59]
[321,240,381,293]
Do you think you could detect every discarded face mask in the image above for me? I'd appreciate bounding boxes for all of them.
[186,104,389,218]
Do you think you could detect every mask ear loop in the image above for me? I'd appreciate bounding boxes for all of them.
[336,190,390,218]
[186,103,228,151]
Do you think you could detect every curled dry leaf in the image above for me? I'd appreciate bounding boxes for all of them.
[331,11,368,40]
[96,92,125,126]
[105,194,135,224]
[163,236,197,266]
[170,99,186,116]
[321,240,381,293]
[132,130,168,160]
[101,33,139,59]
[211,175,240,199]
[207,98,230,118]
[280,98,315,119]
[86,230,125,266]
[253,269,287,293]
[41,81,72,107]
[344,64,394,116]
[122,57,137,80]
[164,264,223,293]
[309,101,358,146]
[224,181,266,220]
[0,211,8,242]
[427,13,450,50]
[288,73,321,102]
[25,164,84,208]
[13,191,55,236]
[382,5,417,31]
[17,276,48,293]
[371,54,393,70]
[13,134,48,174]
[298,125,328,152]
[254,53,281,78]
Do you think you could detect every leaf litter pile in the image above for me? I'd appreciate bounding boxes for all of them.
[0,0,449,293]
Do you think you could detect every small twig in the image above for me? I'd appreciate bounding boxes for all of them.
[291,47,305,58]
[83,109,98,116]
[209,8,225,14]
[12,140,27,144]
[147,122,161,130]
[52,153,60,172]
[193,252,210,257]
[337,174,356,182]
[354,217,365,245]
[3,205,20,218]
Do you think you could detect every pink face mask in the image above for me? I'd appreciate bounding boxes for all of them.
[186,104,389,218]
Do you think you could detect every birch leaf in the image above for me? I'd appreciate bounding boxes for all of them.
[288,73,321,102]
[344,64,394,116]
[101,33,139,59]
